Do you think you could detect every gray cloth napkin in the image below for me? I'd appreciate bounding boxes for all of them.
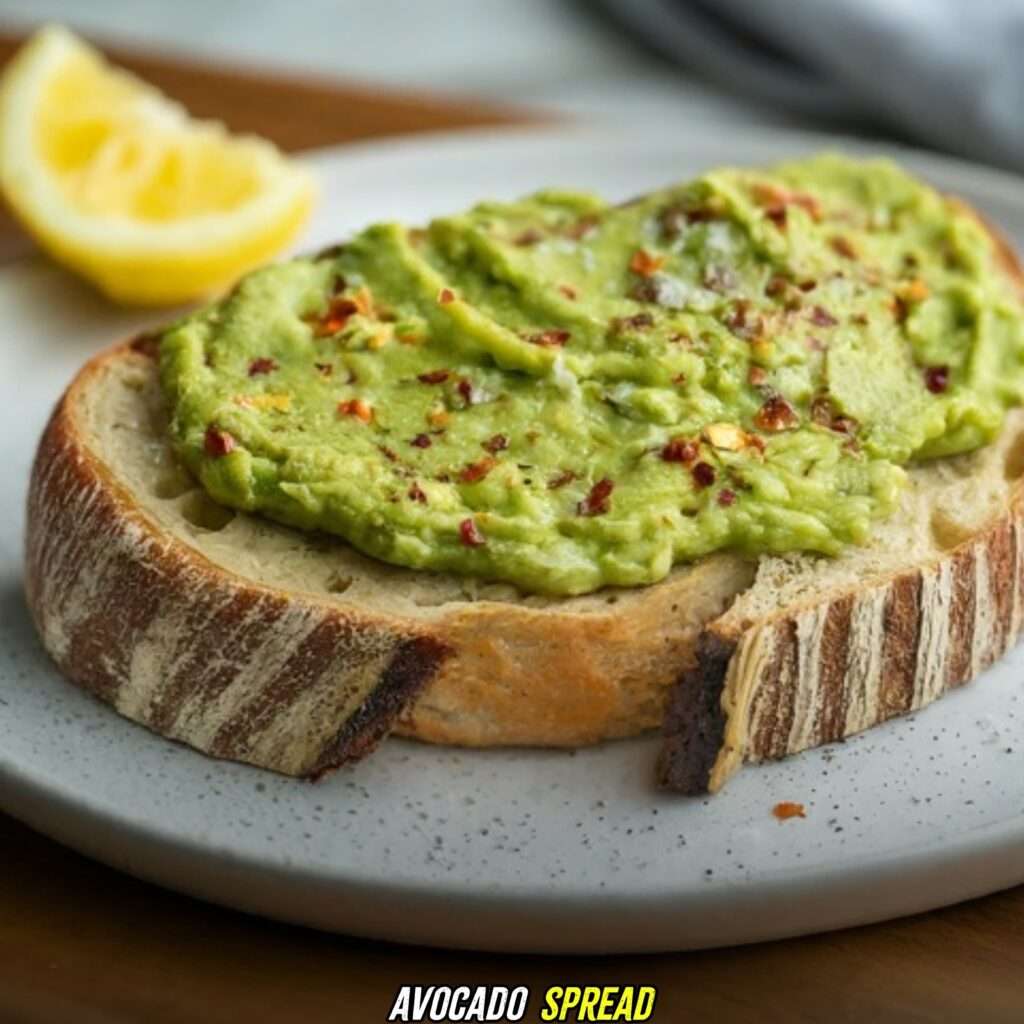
[599,0,1024,171]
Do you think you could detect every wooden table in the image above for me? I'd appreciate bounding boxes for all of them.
[1,31,1022,1024]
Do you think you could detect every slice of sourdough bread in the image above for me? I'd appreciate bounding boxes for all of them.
[25,340,1024,787]
[25,341,750,776]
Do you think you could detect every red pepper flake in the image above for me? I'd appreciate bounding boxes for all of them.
[764,205,787,229]
[611,312,655,334]
[564,215,599,240]
[924,365,949,394]
[313,297,358,337]
[764,274,789,298]
[831,236,858,260]
[314,362,334,377]
[408,482,428,504]
[772,801,806,821]
[248,357,278,377]
[338,398,373,423]
[725,302,766,342]
[459,517,486,547]
[809,305,838,327]
[417,369,450,384]
[629,248,666,277]
[482,434,509,453]
[754,395,798,432]
[691,461,716,488]
[437,287,455,305]
[797,280,817,293]
[514,228,543,246]
[548,468,577,489]
[558,283,578,300]
[457,378,475,404]
[900,278,930,303]
[410,433,432,448]
[792,193,823,221]
[204,426,235,458]
[717,488,737,507]
[528,328,571,347]
[748,366,768,387]
[661,437,699,464]
[459,455,497,484]
[578,477,614,516]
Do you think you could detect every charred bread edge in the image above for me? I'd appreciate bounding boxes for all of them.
[658,497,1024,793]
[25,339,451,778]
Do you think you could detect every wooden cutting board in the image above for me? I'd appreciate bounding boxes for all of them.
[0,30,1021,1024]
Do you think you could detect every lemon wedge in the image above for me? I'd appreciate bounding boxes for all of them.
[0,25,315,305]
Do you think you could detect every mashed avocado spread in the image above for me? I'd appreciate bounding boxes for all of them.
[159,154,1024,595]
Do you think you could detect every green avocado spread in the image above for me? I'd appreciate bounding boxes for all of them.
[158,153,1024,595]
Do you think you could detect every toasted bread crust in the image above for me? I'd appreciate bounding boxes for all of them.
[25,350,450,777]
[658,508,1024,793]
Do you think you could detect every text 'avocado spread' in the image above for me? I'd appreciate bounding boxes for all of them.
[159,154,1024,595]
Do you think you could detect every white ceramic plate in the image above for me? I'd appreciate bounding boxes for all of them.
[2,126,1023,954]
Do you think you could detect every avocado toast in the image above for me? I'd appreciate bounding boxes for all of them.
[25,154,1024,791]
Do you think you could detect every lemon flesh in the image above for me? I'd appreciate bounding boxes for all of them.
[0,25,315,305]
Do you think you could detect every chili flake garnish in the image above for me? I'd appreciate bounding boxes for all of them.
[754,395,798,432]
[925,365,949,394]
[410,433,432,448]
[611,312,654,334]
[899,278,930,303]
[765,274,789,298]
[457,378,476,404]
[548,469,577,489]
[691,462,716,488]
[459,517,486,547]
[629,249,666,277]
[772,801,806,821]
[831,236,858,260]
[514,228,543,246]
[752,183,823,223]
[337,398,373,423]
[408,482,428,504]
[437,287,455,305]
[717,488,737,507]
[204,426,235,457]
[578,477,615,516]
[564,215,598,240]
[312,297,358,336]
[661,437,699,464]
[748,366,768,387]
[809,305,838,327]
[459,455,497,484]
[417,369,450,384]
[248,357,277,376]
[482,434,509,453]
[528,328,571,347]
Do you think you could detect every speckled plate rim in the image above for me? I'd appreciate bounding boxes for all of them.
[1,122,1023,953]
